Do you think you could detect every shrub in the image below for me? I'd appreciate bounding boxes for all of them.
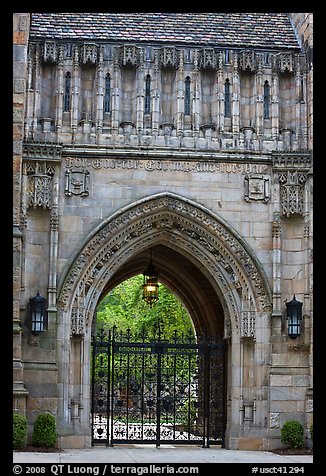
[13,413,27,449]
[281,420,304,449]
[32,413,57,447]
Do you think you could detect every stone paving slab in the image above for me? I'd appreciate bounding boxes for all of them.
[13,445,313,464]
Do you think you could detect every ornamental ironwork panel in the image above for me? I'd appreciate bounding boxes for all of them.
[91,327,226,447]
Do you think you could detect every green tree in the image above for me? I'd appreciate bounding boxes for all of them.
[95,275,194,341]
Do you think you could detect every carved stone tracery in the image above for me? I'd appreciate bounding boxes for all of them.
[278,171,307,217]
[41,41,58,64]
[160,47,178,68]
[57,195,272,337]
[118,45,140,67]
[79,43,98,65]
[24,161,55,209]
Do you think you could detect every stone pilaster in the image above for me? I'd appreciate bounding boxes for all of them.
[13,12,30,414]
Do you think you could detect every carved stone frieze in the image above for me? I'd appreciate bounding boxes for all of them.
[272,152,312,170]
[65,169,90,197]
[244,174,270,203]
[23,141,63,161]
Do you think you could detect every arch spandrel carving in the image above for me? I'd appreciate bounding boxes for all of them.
[57,193,272,337]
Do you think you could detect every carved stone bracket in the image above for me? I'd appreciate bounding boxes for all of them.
[199,49,217,70]
[118,44,140,67]
[244,174,270,203]
[65,169,90,197]
[79,43,98,65]
[23,161,55,209]
[160,47,178,68]
[275,52,294,74]
[272,152,312,218]
[239,50,256,72]
[41,41,58,64]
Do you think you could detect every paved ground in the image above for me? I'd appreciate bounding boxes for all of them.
[13,444,313,464]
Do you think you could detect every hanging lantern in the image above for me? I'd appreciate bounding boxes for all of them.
[286,295,303,339]
[142,252,159,308]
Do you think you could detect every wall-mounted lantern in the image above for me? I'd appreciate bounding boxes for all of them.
[29,291,47,335]
[286,295,303,339]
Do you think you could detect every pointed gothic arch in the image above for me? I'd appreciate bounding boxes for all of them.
[55,192,272,447]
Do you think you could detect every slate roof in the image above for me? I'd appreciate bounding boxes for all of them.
[30,13,300,50]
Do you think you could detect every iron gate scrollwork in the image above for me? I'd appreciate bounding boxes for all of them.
[91,327,226,447]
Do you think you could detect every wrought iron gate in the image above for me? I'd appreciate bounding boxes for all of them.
[91,327,226,447]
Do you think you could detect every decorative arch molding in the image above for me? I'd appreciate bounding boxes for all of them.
[57,192,272,339]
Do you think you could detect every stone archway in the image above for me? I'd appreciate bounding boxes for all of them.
[56,192,272,449]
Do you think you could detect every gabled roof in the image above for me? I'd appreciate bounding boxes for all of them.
[30,13,300,50]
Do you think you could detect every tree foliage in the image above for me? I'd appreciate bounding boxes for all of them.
[96,275,194,340]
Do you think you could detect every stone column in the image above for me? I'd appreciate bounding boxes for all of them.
[55,45,64,140]
[176,50,184,136]
[232,52,240,135]
[135,49,144,135]
[95,46,104,139]
[192,50,200,137]
[111,49,120,134]
[32,44,41,138]
[13,12,30,414]
[255,55,264,138]
[151,50,160,137]
[217,52,224,132]
[271,68,279,142]
[71,46,80,142]
[48,179,59,311]
[24,50,33,139]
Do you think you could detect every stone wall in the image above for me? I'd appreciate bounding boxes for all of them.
[15,13,313,449]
